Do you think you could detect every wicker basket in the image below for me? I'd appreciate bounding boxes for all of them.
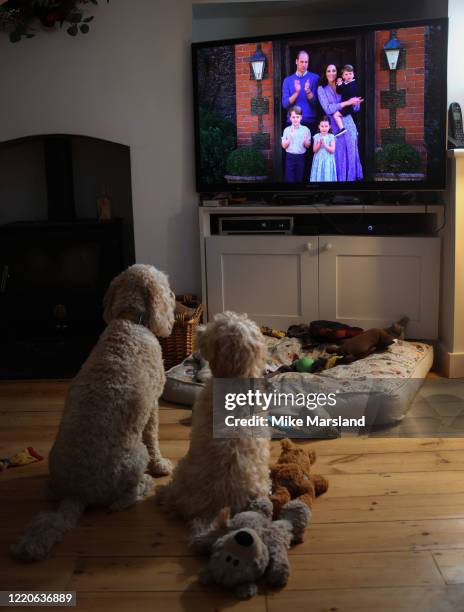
[159,294,203,370]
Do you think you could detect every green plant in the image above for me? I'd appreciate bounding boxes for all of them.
[199,107,235,185]
[375,144,422,173]
[226,146,267,177]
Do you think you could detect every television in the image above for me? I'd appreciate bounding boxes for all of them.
[192,18,448,193]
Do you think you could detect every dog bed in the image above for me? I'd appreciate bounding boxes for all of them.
[162,338,433,426]
[162,352,206,406]
[270,339,433,426]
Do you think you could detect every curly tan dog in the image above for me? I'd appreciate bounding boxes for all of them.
[11,264,175,562]
[157,311,270,520]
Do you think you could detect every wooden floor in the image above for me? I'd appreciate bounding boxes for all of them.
[2,380,464,611]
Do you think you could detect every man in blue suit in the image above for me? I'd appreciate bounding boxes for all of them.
[282,50,320,181]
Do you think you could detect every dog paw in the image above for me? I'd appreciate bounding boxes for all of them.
[147,457,173,477]
[109,498,130,512]
[138,474,154,497]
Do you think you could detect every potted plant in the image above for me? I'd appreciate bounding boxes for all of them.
[225,146,268,183]
[199,108,236,186]
[374,143,425,182]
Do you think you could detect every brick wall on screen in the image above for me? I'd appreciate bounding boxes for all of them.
[375,27,426,163]
[234,42,274,170]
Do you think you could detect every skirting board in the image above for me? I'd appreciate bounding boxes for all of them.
[436,343,464,378]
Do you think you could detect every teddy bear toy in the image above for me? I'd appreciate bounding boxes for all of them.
[270,439,329,518]
[190,497,310,599]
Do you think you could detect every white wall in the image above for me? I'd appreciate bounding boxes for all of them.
[1,0,461,297]
[448,0,464,106]
[0,0,198,293]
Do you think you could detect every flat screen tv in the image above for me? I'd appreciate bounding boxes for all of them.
[192,18,448,193]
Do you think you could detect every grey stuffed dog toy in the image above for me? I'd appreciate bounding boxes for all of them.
[190,497,310,599]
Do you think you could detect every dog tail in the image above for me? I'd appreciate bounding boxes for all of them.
[11,498,85,562]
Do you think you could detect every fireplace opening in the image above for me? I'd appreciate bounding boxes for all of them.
[0,135,135,378]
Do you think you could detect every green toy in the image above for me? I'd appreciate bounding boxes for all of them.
[295,356,316,373]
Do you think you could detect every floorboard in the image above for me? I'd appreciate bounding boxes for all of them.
[1,379,464,611]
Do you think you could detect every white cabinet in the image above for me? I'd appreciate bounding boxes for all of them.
[205,233,440,339]
[206,236,319,330]
[318,236,440,339]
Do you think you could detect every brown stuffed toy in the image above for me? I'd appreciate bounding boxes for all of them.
[270,439,329,519]
[326,328,395,364]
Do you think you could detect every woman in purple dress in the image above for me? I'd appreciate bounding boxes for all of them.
[317,64,364,182]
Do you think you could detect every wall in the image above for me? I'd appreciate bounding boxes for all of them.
[440,0,464,375]
[0,0,198,293]
[0,0,457,298]
[439,151,464,377]
[448,0,464,106]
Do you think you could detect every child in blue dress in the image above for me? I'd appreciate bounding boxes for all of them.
[310,116,337,182]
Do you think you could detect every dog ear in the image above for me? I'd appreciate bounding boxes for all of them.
[102,274,123,323]
[144,272,175,337]
[196,324,214,362]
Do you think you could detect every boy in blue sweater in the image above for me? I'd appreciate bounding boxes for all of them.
[281,106,312,182]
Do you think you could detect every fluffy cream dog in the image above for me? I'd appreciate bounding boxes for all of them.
[157,311,270,520]
[11,264,175,562]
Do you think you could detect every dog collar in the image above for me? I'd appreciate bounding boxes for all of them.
[116,311,148,328]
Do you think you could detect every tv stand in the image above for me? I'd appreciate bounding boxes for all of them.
[199,204,443,340]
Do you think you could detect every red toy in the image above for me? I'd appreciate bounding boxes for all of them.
[309,320,363,342]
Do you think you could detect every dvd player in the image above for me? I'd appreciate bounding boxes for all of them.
[219,216,293,235]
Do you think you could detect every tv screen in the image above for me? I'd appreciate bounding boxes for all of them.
[192,18,448,192]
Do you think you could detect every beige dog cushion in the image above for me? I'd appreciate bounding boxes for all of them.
[163,338,433,426]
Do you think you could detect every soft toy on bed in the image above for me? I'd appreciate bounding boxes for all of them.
[190,497,310,599]
[384,316,409,340]
[270,439,329,518]
[326,328,395,364]
[309,320,364,342]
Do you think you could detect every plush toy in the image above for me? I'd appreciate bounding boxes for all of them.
[190,497,310,599]
[384,316,409,340]
[270,439,329,518]
[309,320,363,342]
[271,355,341,377]
[295,355,316,373]
[326,328,395,364]
[191,350,212,383]
[0,447,43,472]
[261,326,286,339]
